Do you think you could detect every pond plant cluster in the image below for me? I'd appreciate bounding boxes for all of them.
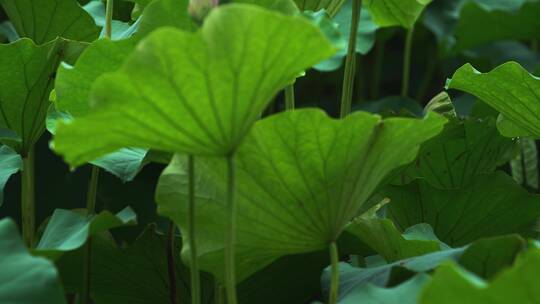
[1,0,540,303]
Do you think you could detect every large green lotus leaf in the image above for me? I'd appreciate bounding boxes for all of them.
[365,0,432,29]
[447,62,540,138]
[0,0,100,44]
[0,38,85,154]
[34,207,136,260]
[156,109,446,281]
[0,218,66,304]
[452,1,540,52]
[420,248,540,304]
[53,4,336,166]
[345,219,441,262]
[0,145,21,206]
[398,118,516,189]
[55,39,135,117]
[294,0,347,17]
[385,172,540,246]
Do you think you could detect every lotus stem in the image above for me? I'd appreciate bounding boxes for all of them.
[105,0,114,39]
[371,39,385,100]
[225,154,238,304]
[21,148,35,247]
[329,242,340,304]
[340,0,362,118]
[80,166,100,304]
[187,155,201,304]
[401,26,415,98]
[285,84,295,110]
[166,221,179,304]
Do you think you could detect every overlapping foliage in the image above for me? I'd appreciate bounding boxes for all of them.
[0,0,539,303]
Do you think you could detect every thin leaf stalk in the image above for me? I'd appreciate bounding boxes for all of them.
[21,148,35,247]
[80,166,100,304]
[105,0,114,39]
[370,39,385,100]
[401,26,415,97]
[340,0,362,118]
[166,221,179,304]
[329,242,340,304]
[285,84,295,110]
[187,155,201,304]
[225,154,238,304]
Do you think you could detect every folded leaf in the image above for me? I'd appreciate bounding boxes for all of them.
[0,145,21,206]
[345,219,441,262]
[325,234,528,303]
[447,62,540,138]
[34,207,137,259]
[54,4,336,166]
[420,248,540,304]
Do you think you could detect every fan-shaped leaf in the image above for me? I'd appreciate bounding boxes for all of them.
[0,38,85,154]
[365,0,432,29]
[53,4,336,166]
[156,109,446,281]
[0,0,100,44]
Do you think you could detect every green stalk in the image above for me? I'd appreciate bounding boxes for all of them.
[105,0,114,39]
[328,242,340,304]
[85,166,100,216]
[340,0,362,118]
[80,166,100,304]
[401,26,415,98]
[187,155,201,304]
[415,43,436,102]
[21,148,35,247]
[284,84,295,110]
[225,155,237,304]
[371,39,385,100]
[214,283,224,304]
[80,0,112,299]
[166,221,179,304]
